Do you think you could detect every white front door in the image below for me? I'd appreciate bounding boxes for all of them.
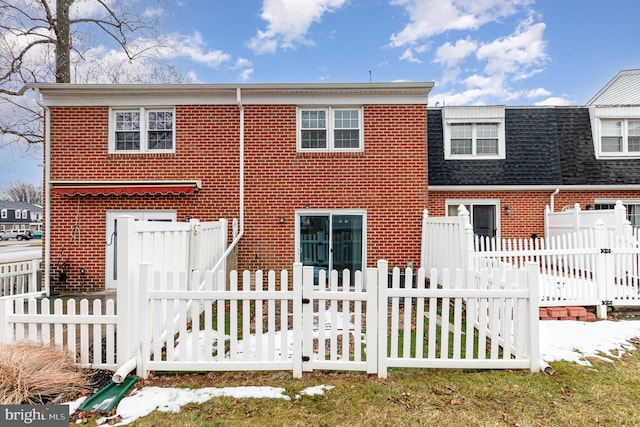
[105,210,176,289]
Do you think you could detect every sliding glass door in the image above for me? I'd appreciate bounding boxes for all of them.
[296,210,365,286]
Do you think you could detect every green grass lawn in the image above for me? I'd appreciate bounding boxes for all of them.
[75,341,640,426]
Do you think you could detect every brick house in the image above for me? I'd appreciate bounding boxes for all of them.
[30,83,433,293]
[30,70,640,293]
[427,69,640,241]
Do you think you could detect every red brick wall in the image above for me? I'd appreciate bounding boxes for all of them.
[428,189,640,240]
[47,103,427,291]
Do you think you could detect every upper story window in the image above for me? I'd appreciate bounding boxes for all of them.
[110,108,175,153]
[298,107,363,152]
[600,119,640,154]
[590,107,640,158]
[15,209,21,219]
[22,210,27,219]
[442,106,505,160]
[1,209,6,219]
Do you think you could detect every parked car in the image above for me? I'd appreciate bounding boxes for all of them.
[0,229,33,240]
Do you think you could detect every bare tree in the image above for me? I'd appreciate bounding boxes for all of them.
[0,0,185,148]
[3,181,42,204]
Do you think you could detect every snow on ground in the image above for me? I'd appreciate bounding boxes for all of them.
[70,318,640,426]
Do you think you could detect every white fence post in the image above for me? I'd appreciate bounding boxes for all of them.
[461,207,474,279]
[292,262,303,378]
[377,259,388,378]
[137,263,151,379]
[30,259,39,293]
[116,215,137,365]
[187,218,200,286]
[420,209,428,270]
[366,265,378,375]
[525,262,540,372]
[614,200,627,236]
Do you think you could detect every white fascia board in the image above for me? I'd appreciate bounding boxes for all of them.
[27,82,434,107]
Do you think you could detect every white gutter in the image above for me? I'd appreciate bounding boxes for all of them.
[209,87,245,275]
[549,188,560,212]
[34,88,51,296]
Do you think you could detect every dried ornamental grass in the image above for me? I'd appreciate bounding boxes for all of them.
[0,342,88,404]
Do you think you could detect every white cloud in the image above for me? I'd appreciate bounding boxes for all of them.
[390,0,533,47]
[476,18,547,76]
[233,58,254,82]
[535,96,572,106]
[526,87,551,98]
[434,38,478,68]
[248,0,348,54]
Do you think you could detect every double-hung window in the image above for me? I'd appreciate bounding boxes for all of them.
[443,106,505,160]
[110,108,175,153]
[599,119,640,155]
[298,107,363,151]
[450,123,499,155]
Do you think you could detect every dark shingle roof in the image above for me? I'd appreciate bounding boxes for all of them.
[428,108,563,186]
[556,107,640,185]
[428,107,640,187]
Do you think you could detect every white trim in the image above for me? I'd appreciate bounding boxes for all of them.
[442,106,506,160]
[29,82,433,107]
[294,209,367,276]
[445,198,501,239]
[297,107,364,152]
[590,107,640,158]
[108,107,176,154]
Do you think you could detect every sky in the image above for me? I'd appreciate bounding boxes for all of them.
[67,318,640,426]
[2,0,640,188]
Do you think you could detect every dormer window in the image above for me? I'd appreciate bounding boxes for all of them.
[443,106,505,160]
[600,119,640,154]
[590,106,640,158]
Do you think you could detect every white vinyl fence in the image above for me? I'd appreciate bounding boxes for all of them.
[420,207,474,275]
[545,200,628,239]
[422,205,640,319]
[0,250,44,300]
[0,261,540,377]
[124,260,539,378]
[0,296,117,370]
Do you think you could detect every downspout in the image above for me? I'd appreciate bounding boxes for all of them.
[210,87,245,273]
[550,188,560,213]
[34,89,51,296]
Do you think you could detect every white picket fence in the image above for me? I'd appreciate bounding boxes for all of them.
[0,261,540,376]
[124,261,539,378]
[0,250,44,300]
[0,296,117,370]
[421,206,640,319]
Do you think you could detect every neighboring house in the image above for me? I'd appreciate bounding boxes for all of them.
[427,69,640,241]
[0,201,43,232]
[30,82,433,293]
